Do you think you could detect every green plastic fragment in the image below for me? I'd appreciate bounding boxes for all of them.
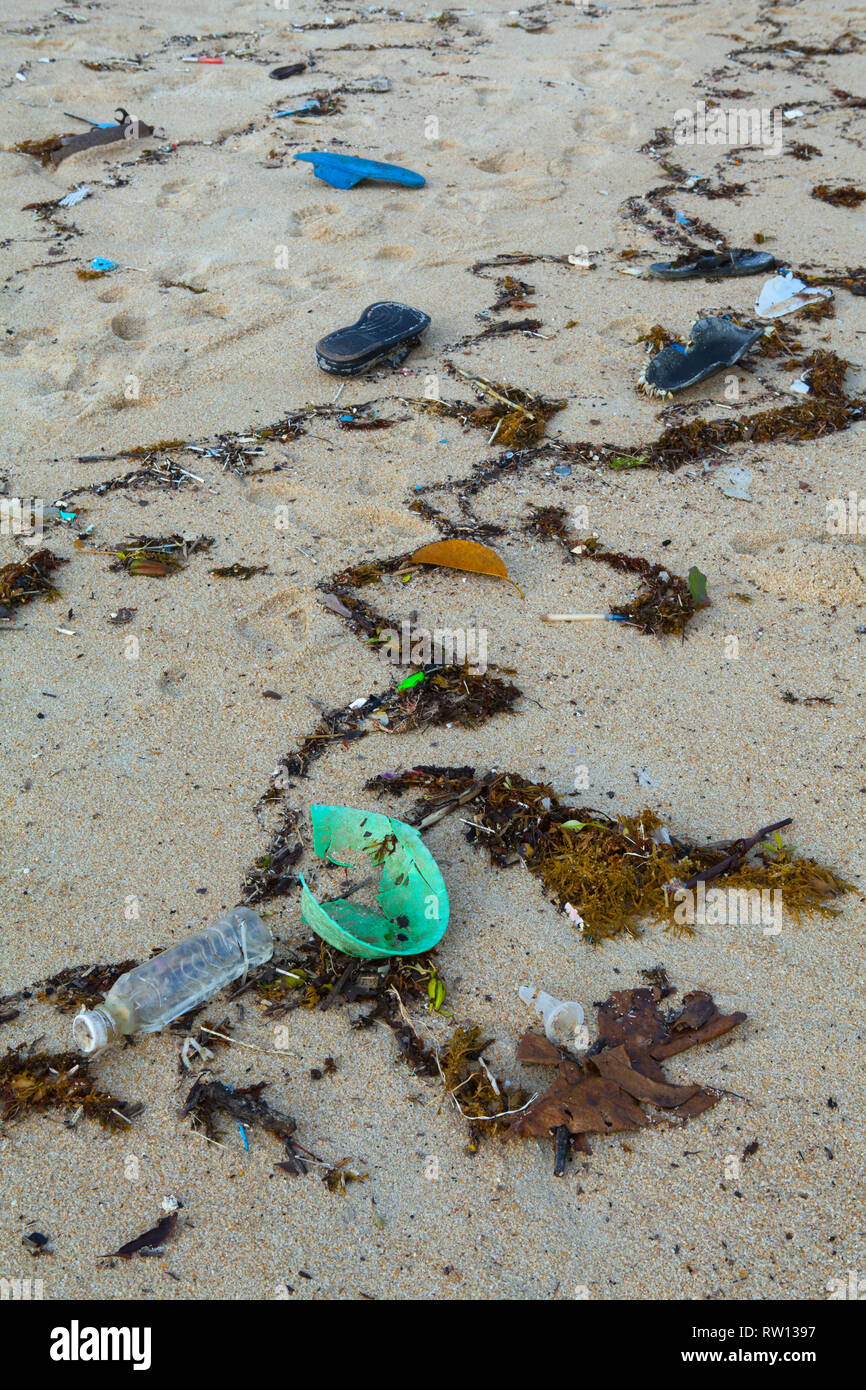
[397,670,426,692]
[299,803,450,959]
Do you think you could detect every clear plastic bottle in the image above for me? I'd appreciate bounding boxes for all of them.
[73,908,273,1054]
[519,984,585,1049]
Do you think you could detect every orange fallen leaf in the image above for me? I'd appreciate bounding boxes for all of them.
[409,539,523,596]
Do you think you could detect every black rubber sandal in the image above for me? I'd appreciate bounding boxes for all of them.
[648,250,776,280]
[639,316,765,396]
[315,301,431,376]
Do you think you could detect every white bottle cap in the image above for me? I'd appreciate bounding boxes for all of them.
[73,1008,111,1054]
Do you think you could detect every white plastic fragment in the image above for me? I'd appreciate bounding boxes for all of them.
[58,185,92,207]
[716,465,754,501]
[755,271,833,320]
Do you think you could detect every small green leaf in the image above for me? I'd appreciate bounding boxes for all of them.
[687,565,708,605]
[609,454,647,470]
[427,972,447,1012]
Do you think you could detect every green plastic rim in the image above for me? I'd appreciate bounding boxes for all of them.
[299,803,450,959]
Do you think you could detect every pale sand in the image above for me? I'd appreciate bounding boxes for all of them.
[0,0,864,1300]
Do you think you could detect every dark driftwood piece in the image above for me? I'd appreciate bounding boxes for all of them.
[680,817,792,890]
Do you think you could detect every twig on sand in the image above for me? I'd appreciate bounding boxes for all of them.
[680,817,793,890]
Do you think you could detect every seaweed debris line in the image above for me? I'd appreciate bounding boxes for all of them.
[367,770,851,943]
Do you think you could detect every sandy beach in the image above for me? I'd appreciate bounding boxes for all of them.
[0,0,864,1303]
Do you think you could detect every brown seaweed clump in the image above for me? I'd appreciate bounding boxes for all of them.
[84,533,215,577]
[522,503,575,556]
[181,1075,311,1175]
[575,538,708,636]
[638,323,683,353]
[0,549,67,609]
[0,960,140,1017]
[13,134,65,166]
[416,363,566,449]
[490,275,536,311]
[811,184,866,208]
[439,1026,529,1150]
[269,665,521,783]
[0,1042,140,1130]
[249,941,519,1148]
[366,769,853,943]
[114,533,214,575]
[37,960,138,1013]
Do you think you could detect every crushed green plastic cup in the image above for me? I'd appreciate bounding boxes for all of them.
[299,803,449,959]
[397,670,426,692]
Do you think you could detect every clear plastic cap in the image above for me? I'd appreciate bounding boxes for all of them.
[73,1007,113,1055]
[519,984,585,1046]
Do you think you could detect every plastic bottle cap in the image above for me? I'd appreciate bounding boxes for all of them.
[73,1008,110,1054]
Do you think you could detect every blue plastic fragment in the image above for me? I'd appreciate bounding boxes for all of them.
[271,102,321,118]
[90,257,117,272]
[66,115,116,129]
[294,151,425,190]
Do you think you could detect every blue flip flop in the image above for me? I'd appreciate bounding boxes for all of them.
[294,151,425,190]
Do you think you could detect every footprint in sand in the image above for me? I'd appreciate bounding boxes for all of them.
[471,151,526,174]
[374,245,415,260]
[292,205,347,242]
[234,590,311,655]
[155,179,191,209]
[110,313,147,343]
[729,533,866,606]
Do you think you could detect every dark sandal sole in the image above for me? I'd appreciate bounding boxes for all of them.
[315,301,430,375]
[640,317,764,395]
[648,251,777,280]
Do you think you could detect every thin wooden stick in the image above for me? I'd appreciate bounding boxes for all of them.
[680,817,793,891]
[541,613,612,622]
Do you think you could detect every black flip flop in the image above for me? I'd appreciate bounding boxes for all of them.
[640,316,765,396]
[315,301,431,375]
[648,250,776,280]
